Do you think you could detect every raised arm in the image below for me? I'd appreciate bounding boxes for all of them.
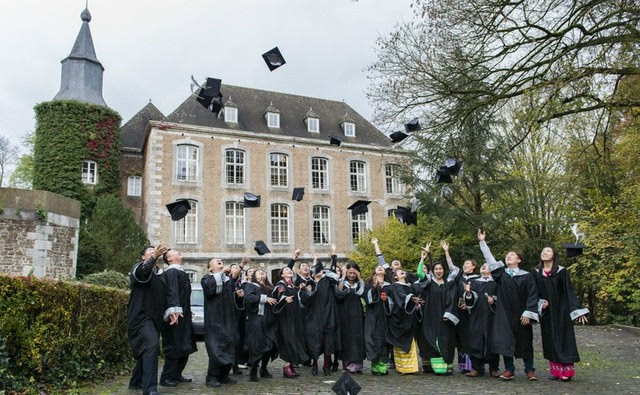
[371,238,389,269]
[440,241,457,273]
[287,248,301,270]
[477,229,502,270]
[330,244,337,272]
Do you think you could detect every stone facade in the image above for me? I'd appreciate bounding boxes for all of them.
[120,149,144,222]
[0,188,81,280]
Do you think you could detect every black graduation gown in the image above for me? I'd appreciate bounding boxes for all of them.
[201,272,242,366]
[534,266,588,363]
[127,258,167,359]
[363,281,390,362]
[234,279,248,364]
[465,277,498,360]
[242,282,279,365]
[386,282,420,353]
[162,267,197,359]
[335,279,366,362]
[453,273,480,354]
[300,273,340,359]
[273,279,310,364]
[414,274,458,363]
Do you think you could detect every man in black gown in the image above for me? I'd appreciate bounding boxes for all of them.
[127,245,167,395]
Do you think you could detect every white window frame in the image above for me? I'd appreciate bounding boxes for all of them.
[311,157,328,191]
[312,206,331,245]
[82,160,98,185]
[174,200,198,244]
[385,164,402,195]
[225,106,238,123]
[350,160,367,193]
[267,112,280,128]
[270,203,290,245]
[127,175,142,197]
[343,122,356,137]
[307,117,320,133]
[176,144,199,182]
[185,270,198,283]
[270,153,288,188]
[225,201,245,245]
[225,149,245,186]
[350,212,369,244]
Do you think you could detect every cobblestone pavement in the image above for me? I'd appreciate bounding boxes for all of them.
[75,326,640,394]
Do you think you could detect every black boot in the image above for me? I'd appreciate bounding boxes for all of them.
[311,359,319,376]
[260,354,273,378]
[232,364,242,375]
[250,362,259,382]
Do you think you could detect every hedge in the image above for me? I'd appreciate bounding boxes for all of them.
[0,275,131,392]
[81,269,130,290]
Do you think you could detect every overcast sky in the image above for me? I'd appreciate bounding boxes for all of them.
[0,0,413,151]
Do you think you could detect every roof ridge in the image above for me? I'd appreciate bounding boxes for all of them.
[221,83,349,106]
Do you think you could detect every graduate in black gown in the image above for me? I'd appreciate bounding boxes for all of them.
[232,260,251,375]
[477,230,540,381]
[363,265,391,375]
[127,245,167,395]
[200,258,244,388]
[534,246,589,381]
[414,242,460,375]
[159,249,197,387]
[242,268,279,382]
[300,249,341,376]
[273,266,310,378]
[286,248,315,368]
[335,262,366,373]
[451,257,479,373]
[371,237,418,284]
[462,263,499,378]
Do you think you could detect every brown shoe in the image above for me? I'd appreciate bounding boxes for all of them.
[490,370,500,378]
[527,371,538,381]
[466,370,483,377]
[500,370,514,380]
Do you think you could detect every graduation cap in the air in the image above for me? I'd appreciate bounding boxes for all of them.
[435,166,453,184]
[444,157,464,176]
[405,117,421,133]
[254,240,271,255]
[166,200,191,221]
[394,206,418,226]
[292,187,305,202]
[390,131,409,143]
[348,200,370,216]
[195,77,224,112]
[332,372,361,395]
[563,242,585,258]
[262,47,286,71]
[244,192,261,208]
[329,135,343,146]
[311,260,325,276]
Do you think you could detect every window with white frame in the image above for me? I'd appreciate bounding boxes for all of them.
[225,201,245,244]
[270,153,288,187]
[271,204,289,244]
[225,149,245,185]
[267,112,280,128]
[307,117,319,133]
[311,157,328,190]
[127,176,142,196]
[312,206,331,245]
[82,160,98,185]
[225,107,238,123]
[175,200,198,243]
[185,270,198,283]
[387,208,397,218]
[176,144,199,182]
[343,122,355,137]
[385,164,402,195]
[350,160,367,193]
[351,212,369,243]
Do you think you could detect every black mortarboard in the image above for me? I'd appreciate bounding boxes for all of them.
[394,206,418,226]
[405,117,421,133]
[166,200,191,221]
[390,131,409,143]
[312,260,325,276]
[196,78,224,112]
[292,187,305,202]
[435,166,453,184]
[262,47,286,71]
[348,200,370,216]
[444,157,464,176]
[254,240,271,255]
[329,135,343,146]
[563,243,585,258]
[332,372,361,395]
[243,192,261,208]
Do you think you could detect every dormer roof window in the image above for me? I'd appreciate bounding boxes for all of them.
[265,102,281,128]
[224,97,238,123]
[340,113,356,137]
[305,107,320,133]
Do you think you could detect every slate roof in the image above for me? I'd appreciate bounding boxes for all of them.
[120,102,166,150]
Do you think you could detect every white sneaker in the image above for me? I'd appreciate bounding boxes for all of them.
[237,364,249,369]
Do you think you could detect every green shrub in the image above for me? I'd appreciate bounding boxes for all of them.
[0,275,131,392]
[81,270,130,290]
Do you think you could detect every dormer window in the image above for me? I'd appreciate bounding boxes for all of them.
[224,98,238,123]
[265,102,281,128]
[305,107,320,133]
[340,113,356,137]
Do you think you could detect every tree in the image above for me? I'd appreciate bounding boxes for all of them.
[0,136,19,187]
[8,131,34,189]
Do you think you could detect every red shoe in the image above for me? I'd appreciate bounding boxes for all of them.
[290,365,300,377]
[527,371,538,381]
[466,370,483,377]
[283,365,296,379]
[500,370,514,380]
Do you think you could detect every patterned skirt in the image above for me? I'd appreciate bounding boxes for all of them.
[394,339,419,374]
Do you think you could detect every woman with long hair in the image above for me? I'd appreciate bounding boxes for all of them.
[364,265,391,375]
[534,246,589,381]
[335,262,366,373]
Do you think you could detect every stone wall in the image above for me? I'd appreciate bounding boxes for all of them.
[0,188,81,280]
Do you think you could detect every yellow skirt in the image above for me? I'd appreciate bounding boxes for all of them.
[393,339,419,374]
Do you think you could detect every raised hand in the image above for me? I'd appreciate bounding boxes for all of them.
[153,245,167,259]
[421,249,428,262]
[331,243,337,254]
[241,256,251,267]
[294,249,301,260]
[422,242,431,253]
[477,229,485,241]
[440,240,449,252]
[370,237,378,244]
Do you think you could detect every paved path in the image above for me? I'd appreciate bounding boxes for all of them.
[74,326,640,394]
